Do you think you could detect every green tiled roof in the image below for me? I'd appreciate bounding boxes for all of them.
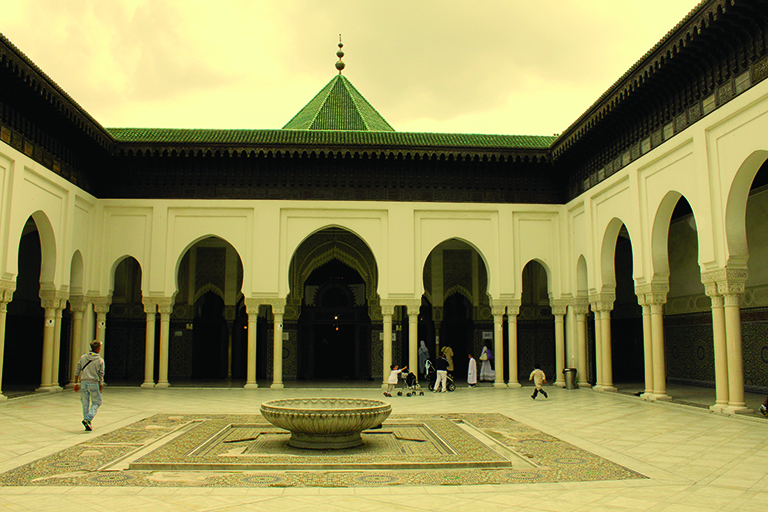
[107,127,556,150]
[283,75,395,131]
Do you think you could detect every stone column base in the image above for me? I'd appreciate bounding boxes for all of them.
[493,382,508,389]
[506,382,522,389]
[270,383,285,390]
[140,382,156,389]
[244,383,259,389]
[709,403,729,413]
[35,386,60,393]
[155,382,170,389]
[724,405,751,416]
[648,393,671,401]
[554,382,566,388]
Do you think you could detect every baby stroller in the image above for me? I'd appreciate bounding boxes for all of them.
[425,359,456,392]
[397,369,424,396]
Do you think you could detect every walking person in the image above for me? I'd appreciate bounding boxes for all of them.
[529,363,548,400]
[74,340,105,431]
[433,354,449,392]
[479,343,495,381]
[467,353,477,388]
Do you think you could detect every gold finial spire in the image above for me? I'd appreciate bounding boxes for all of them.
[335,34,345,74]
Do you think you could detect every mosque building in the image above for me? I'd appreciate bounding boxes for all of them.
[0,0,767,414]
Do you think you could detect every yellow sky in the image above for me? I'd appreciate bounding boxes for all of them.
[3,0,699,136]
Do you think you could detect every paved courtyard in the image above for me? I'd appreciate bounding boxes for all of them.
[0,382,766,511]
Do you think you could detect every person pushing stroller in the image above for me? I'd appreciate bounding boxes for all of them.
[433,354,450,392]
[384,364,407,397]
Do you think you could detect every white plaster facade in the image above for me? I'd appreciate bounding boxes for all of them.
[1,72,767,413]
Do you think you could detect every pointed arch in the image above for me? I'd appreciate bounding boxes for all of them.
[725,150,768,267]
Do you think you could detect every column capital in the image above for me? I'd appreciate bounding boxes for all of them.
[39,289,57,309]
[379,298,398,316]
[403,299,421,315]
[0,279,15,303]
[589,292,615,312]
[262,298,286,315]
[570,297,590,315]
[156,296,174,315]
[69,295,88,313]
[142,297,158,315]
[701,268,748,296]
[244,298,261,315]
[55,290,69,310]
[90,295,112,314]
[490,298,521,316]
[550,298,570,317]
[635,282,668,305]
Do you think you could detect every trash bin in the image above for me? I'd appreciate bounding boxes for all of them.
[563,368,577,389]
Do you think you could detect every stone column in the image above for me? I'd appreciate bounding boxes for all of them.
[244,299,260,389]
[491,304,506,388]
[551,298,569,388]
[572,300,589,388]
[91,296,112,363]
[381,301,395,389]
[0,281,16,399]
[37,289,57,392]
[67,296,87,387]
[715,269,749,413]
[50,291,67,391]
[405,300,420,376]
[703,277,729,412]
[155,297,174,388]
[641,283,670,400]
[590,292,615,392]
[270,300,286,389]
[141,299,157,388]
[506,301,521,388]
[635,292,654,399]
[590,301,603,390]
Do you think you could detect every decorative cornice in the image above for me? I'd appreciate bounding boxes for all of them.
[90,296,113,314]
[635,282,669,305]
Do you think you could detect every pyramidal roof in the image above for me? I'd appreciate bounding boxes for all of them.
[283,74,395,131]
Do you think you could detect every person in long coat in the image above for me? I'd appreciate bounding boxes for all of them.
[418,340,430,379]
[467,353,477,387]
[479,344,495,381]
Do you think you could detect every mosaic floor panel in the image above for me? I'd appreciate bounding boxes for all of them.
[0,413,645,487]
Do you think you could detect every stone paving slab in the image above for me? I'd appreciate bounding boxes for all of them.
[0,413,646,487]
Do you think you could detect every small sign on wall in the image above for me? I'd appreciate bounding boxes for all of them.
[98,321,105,329]
[45,318,54,326]
[482,331,493,340]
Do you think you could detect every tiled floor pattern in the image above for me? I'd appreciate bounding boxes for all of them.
[0,412,643,487]
[0,383,765,511]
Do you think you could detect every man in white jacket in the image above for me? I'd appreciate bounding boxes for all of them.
[74,340,105,431]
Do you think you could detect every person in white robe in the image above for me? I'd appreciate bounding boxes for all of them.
[467,353,477,387]
[479,345,495,381]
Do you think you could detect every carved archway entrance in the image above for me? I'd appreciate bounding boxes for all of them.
[287,228,378,382]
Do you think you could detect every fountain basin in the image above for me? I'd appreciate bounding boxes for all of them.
[260,398,392,449]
